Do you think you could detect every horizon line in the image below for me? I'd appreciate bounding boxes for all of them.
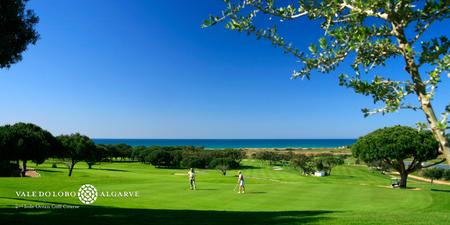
[92,138,358,140]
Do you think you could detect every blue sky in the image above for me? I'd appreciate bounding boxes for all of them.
[0,0,448,139]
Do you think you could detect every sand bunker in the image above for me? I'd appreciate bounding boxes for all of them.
[25,168,40,177]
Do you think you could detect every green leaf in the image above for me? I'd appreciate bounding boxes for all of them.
[308,44,317,54]
[319,37,326,49]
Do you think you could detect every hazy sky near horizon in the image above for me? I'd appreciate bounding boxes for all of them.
[0,0,449,139]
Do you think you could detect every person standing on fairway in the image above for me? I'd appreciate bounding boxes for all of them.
[188,168,196,190]
[237,171,245,193]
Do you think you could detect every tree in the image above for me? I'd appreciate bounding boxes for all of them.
[314,154,345,175]
[180,157,207,169]
[0,0,39,68]
[0,123,58,177]
[57,133,96,176]
[209,157,240,175]
[291,154,315,175]
[147,150,176,168]
[203,0,450,165]
[421,168,444,188]
[85,145,107,169]
[352,126,440,188]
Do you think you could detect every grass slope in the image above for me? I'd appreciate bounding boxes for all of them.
[0,159,449,225]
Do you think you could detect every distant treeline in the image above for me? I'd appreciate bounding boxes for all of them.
[96,144,246,169]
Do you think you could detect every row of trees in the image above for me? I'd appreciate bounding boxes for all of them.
[252,151,294,165]
[141,148,246,175]
[0,123,99,177]
[0,123,59,177]
[0,122,246,177]
[251,150,346,176]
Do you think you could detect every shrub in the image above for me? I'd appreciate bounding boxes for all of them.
[0,162,21,177]
[442,169,450,181]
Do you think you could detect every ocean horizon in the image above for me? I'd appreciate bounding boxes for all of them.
[92,139,356,149]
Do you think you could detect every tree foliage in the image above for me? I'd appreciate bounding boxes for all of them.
[0,122,58,176]
[291,153,345,176]
[314,154,345,175]
[291,154,315,175]
[0,0,39,68]
[203,0,450,164]
[352,125,440,188]
[253,151,293,165]
[57,133,96,176]
[209,157,240,175]
[421,167,444,186]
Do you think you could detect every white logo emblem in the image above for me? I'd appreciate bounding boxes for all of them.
[78,184,98,205]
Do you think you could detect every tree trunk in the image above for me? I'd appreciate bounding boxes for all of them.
[412,74,450,164]
[394,26,450,165]
[88,163,92,169]
[409,66,450,165]
[399,172,408,189]
[68,161,75,176]
[398,159,408,189]
[21,160,27,177]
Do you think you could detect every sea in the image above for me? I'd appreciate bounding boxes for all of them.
[93,139,356,149]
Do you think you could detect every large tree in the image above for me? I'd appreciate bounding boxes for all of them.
[352,125,440,188]
[203,0,450,164]
[85,145,107,169]
[0,123,58,177]
[57,133,96,176]
[0,0,39,68]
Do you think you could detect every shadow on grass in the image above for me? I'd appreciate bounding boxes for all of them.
[239,165,262,170]
[90,168,130,172]
[246,191,267,194]
[37,169,63,173]
[329,175,355,179]
[0,206,335,225]
[431,188,450,193]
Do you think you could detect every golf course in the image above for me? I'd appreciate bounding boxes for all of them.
[1,159,449,225]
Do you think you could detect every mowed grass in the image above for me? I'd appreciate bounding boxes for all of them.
[0,159,449,225]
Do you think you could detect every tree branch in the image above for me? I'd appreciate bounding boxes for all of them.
[410,7,448,44]
[341,1,388,20]
[421,158,446,168]
[406,158,419,173]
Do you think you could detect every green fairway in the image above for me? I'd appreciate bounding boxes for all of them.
[1,159,449,225]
